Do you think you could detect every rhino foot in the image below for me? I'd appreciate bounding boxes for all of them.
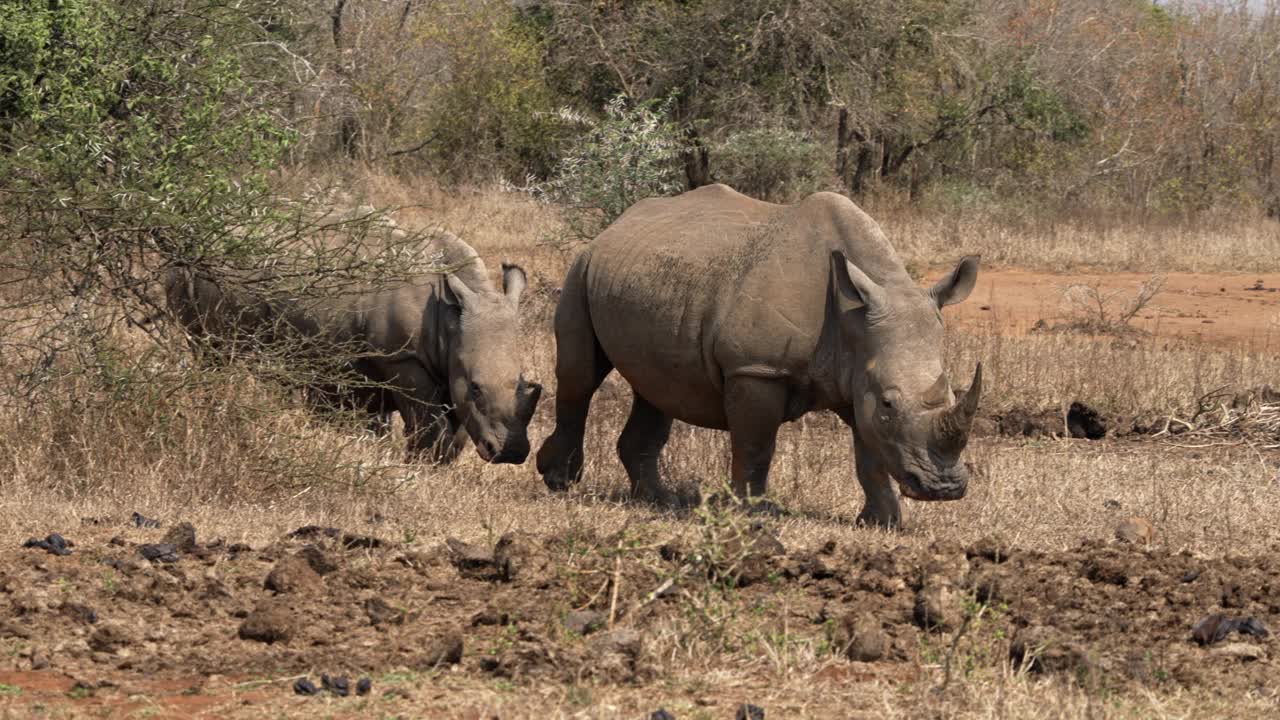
[855,506,902,531]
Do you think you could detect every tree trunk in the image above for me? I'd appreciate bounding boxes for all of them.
[683,127,710,190]
[331,0,360,159]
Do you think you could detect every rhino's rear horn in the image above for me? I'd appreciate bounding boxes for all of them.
[923,372,950,407]
[934,363,982,453]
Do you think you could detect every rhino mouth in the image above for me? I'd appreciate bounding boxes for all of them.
[897,471,966,502]
[474,435,530,465]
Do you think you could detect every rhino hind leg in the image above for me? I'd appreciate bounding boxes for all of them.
[617,391,674,505]
[536,264,612,491]
[724,377,787,500]
[852,434,902,529]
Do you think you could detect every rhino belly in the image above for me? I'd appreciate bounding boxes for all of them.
[589,295,729,430]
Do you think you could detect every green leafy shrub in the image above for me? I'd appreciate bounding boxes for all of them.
[518,95,684,242]
[712,127,828,202]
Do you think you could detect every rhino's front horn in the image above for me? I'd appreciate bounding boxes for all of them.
[934,362,982,453]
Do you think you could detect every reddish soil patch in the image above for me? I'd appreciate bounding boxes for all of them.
[927,269,1280,350]
[1,521,1277,714]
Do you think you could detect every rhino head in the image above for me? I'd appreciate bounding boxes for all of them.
[442,263,542,464]
[830,251,982,502]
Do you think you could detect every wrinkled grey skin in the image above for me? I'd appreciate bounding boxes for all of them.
[536,184,981,527]
[165,233,541,464]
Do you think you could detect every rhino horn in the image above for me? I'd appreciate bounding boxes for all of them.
[934,363,982,453]
[923,372,950,407]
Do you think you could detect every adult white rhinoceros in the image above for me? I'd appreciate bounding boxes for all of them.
[165,231,541,464]
[536,184,981,527]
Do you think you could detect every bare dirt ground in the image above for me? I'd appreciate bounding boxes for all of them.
[1,496,1277,719]
[931,270,1280,351]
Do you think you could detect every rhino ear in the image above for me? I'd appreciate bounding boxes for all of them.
[443,272,477,309]
[929,255,979,308]
[501,262,527,308]
[830,250,885,315]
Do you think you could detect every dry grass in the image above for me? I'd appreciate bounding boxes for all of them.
[2,172,1278,717]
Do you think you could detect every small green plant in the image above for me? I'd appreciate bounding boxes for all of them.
[0,683,22,696]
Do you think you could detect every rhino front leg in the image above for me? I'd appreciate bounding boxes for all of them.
[536,266,613,491]
[617,391,674,505]
[852,434,902,529]
[724,377,786,500]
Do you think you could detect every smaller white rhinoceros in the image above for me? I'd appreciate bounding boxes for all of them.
[536,184,981,527]
[165,231,541,464]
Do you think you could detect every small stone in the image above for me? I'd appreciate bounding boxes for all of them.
[22,534,72,556]
[293,677,318,695]
[30,652,49,670]
[650,710,677,720]
[297,545,339,575]
[1115,517,1154,545]
[321,674,350,697]
[832,613,887,662]
[88,623,134,653]
[131,512,161,529]
[238,601,295,644]
[735,704,765,720]
[1009,626,1090,674]
[139,544,179,563]
[59,602,98,625]
[965,535,1011,563]
[562,609,605,636]
[355,677,372,696]
[364,597,405,626]
[445,538,495,578]
[264,556,323,595]
[160,523,197,553]
[913,581,961,633]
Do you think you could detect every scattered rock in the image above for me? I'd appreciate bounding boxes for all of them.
[493,532,531,582]
[471,608,510,627]
[735,704,765,720]
[969,568,1004,605]
[831,613,888,662]
[264,556,323,595]
[321,674,350,697]
[966,535,1012,563]
[297,544,339,575]
[994,407,1059,437]
[131,512,161,529]
[88,622,134,653]
[293,677,319,696]
[1210,642,1266,662]
[1010,626,1090,675]
[238,601,295,644]
[1103,499,1123,511]
[22,534,72,556]
[1191,614,1270,646]
[356,677,372,696]
[407,627,464,669]
[59,602,98,625]
[650,710,676,720]
[30,652,49,670]
[589,628,645,681]
[446,538,496,579]
[160,522,197,553]
[138,544,179,563]
[287,525,383,549]
[364,597,406,627]
[1115,517,1154,545]
[913,581,961,633]
[1067,402,1107,439]
[563,610,606,636]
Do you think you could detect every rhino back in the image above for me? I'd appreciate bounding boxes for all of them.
[584,185,910,427]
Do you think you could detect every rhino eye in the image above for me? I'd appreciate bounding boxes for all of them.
[469,381,482,399]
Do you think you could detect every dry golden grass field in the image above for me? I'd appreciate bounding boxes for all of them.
[1,173,1279,718]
